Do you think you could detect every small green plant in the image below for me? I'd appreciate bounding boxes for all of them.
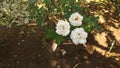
[28,0,101,45]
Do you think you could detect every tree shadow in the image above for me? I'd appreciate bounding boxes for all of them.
[48,44,120,68]
[86,1,120,52]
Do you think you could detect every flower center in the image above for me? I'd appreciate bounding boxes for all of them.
[77,33,82,39]
[61,25,65,30]
[75,16,79,21]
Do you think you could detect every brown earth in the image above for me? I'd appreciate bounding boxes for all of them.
[0,1,120,68]
[0,24,120,68]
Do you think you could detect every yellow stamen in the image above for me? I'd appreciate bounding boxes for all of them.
[75,17,79,21]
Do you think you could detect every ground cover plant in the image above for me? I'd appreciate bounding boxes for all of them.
[28,0,100,45]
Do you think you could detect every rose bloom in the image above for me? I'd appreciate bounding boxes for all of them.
[70,28,88,45]
[69,12,83,26]
[56,20,70,36]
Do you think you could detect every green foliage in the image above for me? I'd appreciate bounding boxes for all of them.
[69,0,74,4]
[0,20,6,26]
[28,0,100,44]
[45,27,65,44]
[45,27,55,39]
[28,0,84,26]
[44,0,51,8]
[83,16,100,32]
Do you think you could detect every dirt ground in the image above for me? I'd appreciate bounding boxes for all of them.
[0,1,120,68]
[0,23,120,68]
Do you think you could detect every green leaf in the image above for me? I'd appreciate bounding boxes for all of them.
[45,27,65,44]
[96,25,102,31]
[28,15,35,19]
[45,27,55,39]
[69,0,74,4]
[63,6,71,13]
[83,15,100,32]
[55,34,65,45]
[63,12,72,19]
[36,17,43,26]
[0,20,4,26]
[72,4,83,12]
[83,16,91,23]
[44,0,51,8]
[91,16,99,23]
[61,0,67,5]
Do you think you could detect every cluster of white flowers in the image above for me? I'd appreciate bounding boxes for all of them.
[55,12,88,45]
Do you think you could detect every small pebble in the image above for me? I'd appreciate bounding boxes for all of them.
[115,58,119,61]
[86,60,90,64]
[19,35,22,37]
[83,55,88,59]
[52,43,58,52]
[16,61,19,64]
[96,66,98,68]
[27,34,30,37]
[27,31,30,34]
[17,43,21,45]
[13,55,17,57]
[60,49,66,56]
[57,65,61,68]
[38,54,41,57]
[21,40,25,42]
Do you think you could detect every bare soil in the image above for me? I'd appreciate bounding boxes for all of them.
[0,25,120,68]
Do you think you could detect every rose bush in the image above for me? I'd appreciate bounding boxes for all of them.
[28,0,101,45]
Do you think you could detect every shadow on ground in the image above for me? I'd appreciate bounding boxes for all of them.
[0,25,120,68]
[0,0,120,68]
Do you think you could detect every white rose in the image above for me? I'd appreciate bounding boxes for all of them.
[70,28,88,45]
[69,12,83,26]
[56,20,70,36]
